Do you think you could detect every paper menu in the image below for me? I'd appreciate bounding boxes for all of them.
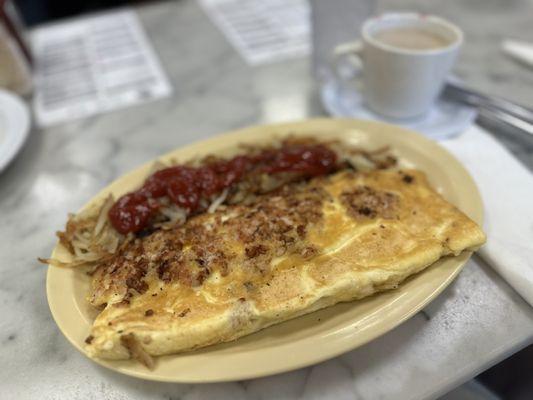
[199,0,310,65]
[31,10,172,127]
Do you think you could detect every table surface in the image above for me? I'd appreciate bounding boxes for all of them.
[2,1,533,399]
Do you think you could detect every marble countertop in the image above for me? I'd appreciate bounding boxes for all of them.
[2,1,533,399]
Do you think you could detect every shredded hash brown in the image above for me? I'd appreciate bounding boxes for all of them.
[41,137,397,271]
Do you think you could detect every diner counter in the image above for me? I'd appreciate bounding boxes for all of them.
[2,1,533,399]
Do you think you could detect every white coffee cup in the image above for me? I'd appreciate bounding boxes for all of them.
[335,13,463,119]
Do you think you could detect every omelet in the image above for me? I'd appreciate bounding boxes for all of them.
[85,169,485,363]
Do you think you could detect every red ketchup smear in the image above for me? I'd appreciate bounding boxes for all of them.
[108,144,337,234]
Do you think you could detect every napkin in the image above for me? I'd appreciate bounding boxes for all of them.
[441,125,533,306]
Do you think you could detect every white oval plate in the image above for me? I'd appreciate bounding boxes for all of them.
[0,89,31,172]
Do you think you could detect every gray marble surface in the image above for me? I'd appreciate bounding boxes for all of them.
[1,0,533,399]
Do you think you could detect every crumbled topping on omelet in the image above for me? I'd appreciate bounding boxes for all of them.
[340,185,399,220]
[90,180,330,306]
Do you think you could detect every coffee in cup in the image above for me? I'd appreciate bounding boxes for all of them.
[373,26,451,50]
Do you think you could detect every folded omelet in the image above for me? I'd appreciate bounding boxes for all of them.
[85,169,485,362]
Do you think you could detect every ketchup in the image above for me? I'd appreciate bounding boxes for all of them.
[108,144,337,234]
[261,144,337,176]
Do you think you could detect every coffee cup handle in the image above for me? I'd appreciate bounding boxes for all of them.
[333,41,363,82]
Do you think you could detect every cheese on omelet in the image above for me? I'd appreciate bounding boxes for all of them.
[85,169,485,361]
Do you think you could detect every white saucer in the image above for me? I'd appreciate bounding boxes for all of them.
[0,90,31,172]
[320,75,477,140]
